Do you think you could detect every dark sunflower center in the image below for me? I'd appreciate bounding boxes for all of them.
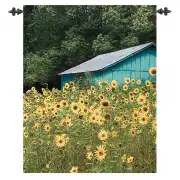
[56,105,60,108]
[99,151,103,156]
[59,140,63,143]
[143,107,148,112]
[79,115,83,119]
[152,69,156,74]
[73,106,78,110]
[105,114,110,120]
[102,101,109,106]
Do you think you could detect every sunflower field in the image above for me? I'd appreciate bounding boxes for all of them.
[23,68,156,173]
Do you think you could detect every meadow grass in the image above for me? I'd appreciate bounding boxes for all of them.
[23,70,156,173]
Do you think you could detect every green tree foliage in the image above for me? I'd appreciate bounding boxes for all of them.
[24,5,156,88]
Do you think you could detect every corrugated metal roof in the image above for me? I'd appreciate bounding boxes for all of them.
[58,42,155,75]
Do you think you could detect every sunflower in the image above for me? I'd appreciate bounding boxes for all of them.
[130,129,136,137]
[131,79,135,84]
[121,120,128,128]
[72,86,76,92]
[123,84,128,91]
[114,116,121,122]
[96,116,105,125]
[91,86,95,91]
[141,105,150,113]
[136,79,142,85]
[69,81,75,86]
[82,107,88,114]
[111,80,118,88]
[53,110,59,117]
[54,134,69,147]
[60,100,68,107]
[23,148,26,154]
[145,80,151,86]
[31,87,36,91]
[89,105,95,113]
[98,94,104,100]
[66,118,72,126]
[95,145,107,161]
[23,114,28,121]
[86,151,93,160]
[62,94,66,99]
[129,92,134,97]
[111,130,118,137]
[55,103,61,110]
[89,114,97,123]
[133,88,139,94]
[137,95,146,105]
[111,95,116,100]
[124,77,130,84]
[64,83,70,89]
[98,130,108,141]
[127,156,134,163]
[98,81,103,87]
[104,113,111,121]
[71,102,79,114]
[152,119,157,129]
[121,154,127,163]
[151,82,156,89]
[44,124,51,132]
[129,96,135,102]
[139,114,149,125]
[152,101,156,108]
[149,67,157,76]
[84,95,89,101]
[137,129,142,134]
[59,119,66,126]
[33,122,40,129]
[93,108,101,116]
[24,132,28,138]
[78,98,84,106]
[106,86,112,92]
[145,92,150,97]
[70,166,78,173]
[100,100,110,108]
[36,107,42,115]
[87,89,91,95]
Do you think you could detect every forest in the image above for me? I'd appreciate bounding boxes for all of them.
[24,5,156,90]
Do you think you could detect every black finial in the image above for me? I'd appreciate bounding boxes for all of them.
[8,7,23,16]
[157,7,171,16]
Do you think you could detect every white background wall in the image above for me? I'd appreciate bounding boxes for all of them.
[0,1,180,180]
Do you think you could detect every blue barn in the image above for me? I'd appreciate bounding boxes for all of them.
[58,42,156,89]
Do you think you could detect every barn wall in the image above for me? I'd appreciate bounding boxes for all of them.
[61,46,156,88]
[61,74,74,89]
[94,47,156,84]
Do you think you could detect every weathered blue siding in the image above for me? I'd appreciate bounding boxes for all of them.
[61,46,156,88]
[61,74,74,89]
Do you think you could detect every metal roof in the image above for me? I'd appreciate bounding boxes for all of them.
[58,42,155,75]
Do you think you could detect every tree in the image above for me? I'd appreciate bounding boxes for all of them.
[24,5,156,89]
